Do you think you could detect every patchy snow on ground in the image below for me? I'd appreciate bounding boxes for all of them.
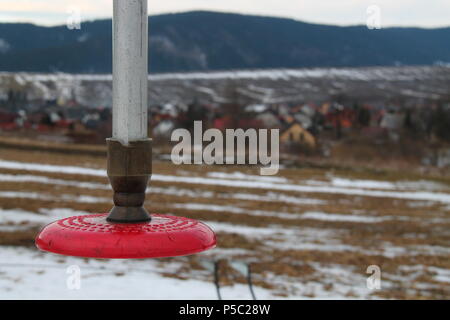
[0,173,109,190]
[0,172,326,207]
[0,246,276,300]
[307,177,450,192]
[300,212,388,223]
[0,157,449,299]
[207,171,288,183]
[2,159,450,204]
[0,191,109,204]
[0,208,92,227]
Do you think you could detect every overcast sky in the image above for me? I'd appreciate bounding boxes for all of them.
[0,0,449,28]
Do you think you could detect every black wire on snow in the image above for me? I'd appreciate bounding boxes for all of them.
[213,260,222,300]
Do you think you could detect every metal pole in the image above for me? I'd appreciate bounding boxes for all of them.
[113,0,148,145]
[107,0,152,223]
[247,264,257,300]
[214,261,222,300]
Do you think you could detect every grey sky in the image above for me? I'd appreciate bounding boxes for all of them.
[0,0,449,28]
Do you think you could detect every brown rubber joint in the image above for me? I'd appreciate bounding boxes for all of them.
[106,138,152,223]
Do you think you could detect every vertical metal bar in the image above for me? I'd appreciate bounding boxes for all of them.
[214,261,222,300]
[247,264,257,300]
[108,0,151,223]
[112,0,148,145]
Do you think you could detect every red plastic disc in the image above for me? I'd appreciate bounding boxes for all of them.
[35,214,216,259]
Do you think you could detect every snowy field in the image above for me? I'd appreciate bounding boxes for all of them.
[1,65,449,106]
[0,147,449,299]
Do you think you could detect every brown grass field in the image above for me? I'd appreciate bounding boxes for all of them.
[0,138,449,299]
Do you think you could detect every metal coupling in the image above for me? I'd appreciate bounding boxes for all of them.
[106,138,152,223]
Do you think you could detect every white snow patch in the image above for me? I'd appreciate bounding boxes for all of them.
[171,203,405,223]
[428,267,450,283]
[2,159,450,204]
[0,173,325,206]
[207,171,288,183]
[301,212,387,223]
[309,177,450,192]
[0,246,276,300]
[0,208,91,225]
[228,192,326,205]
[77,33,89,43]
[0,38,10,53]
[0,191,109,204]
[0,173,109,190]
[0,160,104,176]
[171,202,300,220]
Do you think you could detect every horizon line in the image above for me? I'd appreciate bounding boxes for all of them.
[0,10,449,30]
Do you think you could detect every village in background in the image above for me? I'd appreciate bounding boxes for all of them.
[1,65,450,174]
